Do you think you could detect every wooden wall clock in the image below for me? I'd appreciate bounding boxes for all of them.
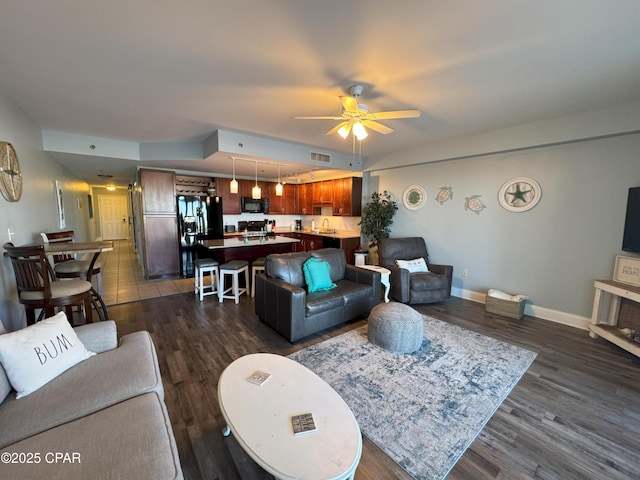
[0,142,23,202]
[498,177,541,212]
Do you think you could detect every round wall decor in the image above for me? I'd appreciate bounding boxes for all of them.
[0,141,23,202]
[402,185,426,210]
[498,177,541,212]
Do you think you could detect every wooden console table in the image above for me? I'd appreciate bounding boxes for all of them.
[589,279,640,357]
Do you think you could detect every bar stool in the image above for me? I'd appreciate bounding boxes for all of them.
[218,260,249,304]
[194,258,219,301]
[251,257,265,297]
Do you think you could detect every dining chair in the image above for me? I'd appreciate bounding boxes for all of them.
[3,243,94,325]
[40,231,103,295]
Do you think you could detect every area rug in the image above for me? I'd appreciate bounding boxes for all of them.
[288,315,537,480]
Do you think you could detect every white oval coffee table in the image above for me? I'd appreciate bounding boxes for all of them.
[218,353,362,480]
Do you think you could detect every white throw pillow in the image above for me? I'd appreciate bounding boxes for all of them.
[0,320,11,403]
[396,257,430,273]
[0,312,95,399]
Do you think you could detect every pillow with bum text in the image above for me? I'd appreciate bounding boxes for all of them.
[0,312,95,399]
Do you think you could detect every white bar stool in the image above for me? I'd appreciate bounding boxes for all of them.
[251,257,265,297]
[218,260,249,304]
[194,259,219,301]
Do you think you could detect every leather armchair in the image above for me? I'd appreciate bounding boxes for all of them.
[378,237,453,304]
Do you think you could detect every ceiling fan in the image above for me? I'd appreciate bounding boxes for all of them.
[294,85,421,140]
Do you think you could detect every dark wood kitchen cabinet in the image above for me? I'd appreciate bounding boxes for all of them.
[142,216,180,278]
[268,183,297,214]
[295,233,324,252]
[141,168,176,214]
[313,180,333,205]
[216,177,241,214]
[332,177,362,216]
[297,183,313,215]
[139,169,179,279]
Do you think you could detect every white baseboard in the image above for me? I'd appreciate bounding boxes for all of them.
[451,287,590,331]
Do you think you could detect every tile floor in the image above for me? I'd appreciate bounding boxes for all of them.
[99,240,193,306]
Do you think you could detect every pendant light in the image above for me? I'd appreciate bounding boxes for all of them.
[275,164,283,196]
[229,157,238,194]
[252,161,261,199]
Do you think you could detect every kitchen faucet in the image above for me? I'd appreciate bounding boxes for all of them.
[322,218,330,231]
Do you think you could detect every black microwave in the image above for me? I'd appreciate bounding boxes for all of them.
[241,196,269,214]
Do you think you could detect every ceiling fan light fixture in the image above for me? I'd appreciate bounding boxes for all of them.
[353,122,368,140]
[337,124,351,139]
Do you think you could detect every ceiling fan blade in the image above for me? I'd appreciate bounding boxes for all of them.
[365,109,421,120]
[340,96,360,115]
[293,115,345,120]
[362,120,394,134]
[326,122,350,136]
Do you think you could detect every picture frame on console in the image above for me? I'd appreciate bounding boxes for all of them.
[613,255,640,287]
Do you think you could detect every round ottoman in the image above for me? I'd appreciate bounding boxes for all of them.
[368,302,424,353]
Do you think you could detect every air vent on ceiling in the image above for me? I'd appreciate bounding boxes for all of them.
[310,151,331,163]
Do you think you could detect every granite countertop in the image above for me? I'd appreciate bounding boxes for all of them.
[200,235,300,250]
[224,229,361,239]
[296,229,361,239]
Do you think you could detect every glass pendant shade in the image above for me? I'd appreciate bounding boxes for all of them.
[337,124,351,139]
[275,164,282,196]
[352,122,368,140]
[252,160,261,199]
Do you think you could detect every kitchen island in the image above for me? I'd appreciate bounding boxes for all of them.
[197,235,300,264]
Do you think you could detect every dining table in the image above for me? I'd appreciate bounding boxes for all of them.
[44,240,114,321]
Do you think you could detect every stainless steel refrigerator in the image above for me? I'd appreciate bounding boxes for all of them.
[177,195,224,277]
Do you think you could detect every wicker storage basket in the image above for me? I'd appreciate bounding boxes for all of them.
[485,294,526,320]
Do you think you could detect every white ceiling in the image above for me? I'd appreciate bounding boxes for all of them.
[1,1,639,186]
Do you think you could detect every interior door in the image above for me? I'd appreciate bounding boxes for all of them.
[99,194,129,240]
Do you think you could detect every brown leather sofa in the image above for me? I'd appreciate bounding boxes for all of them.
[254,248,381,343]
[378,237,453,304]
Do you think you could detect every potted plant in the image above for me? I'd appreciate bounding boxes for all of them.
[359,191,398,263]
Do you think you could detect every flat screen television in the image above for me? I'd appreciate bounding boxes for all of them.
[622,186,640,253]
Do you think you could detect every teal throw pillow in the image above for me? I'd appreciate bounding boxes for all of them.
[303,258,337,293]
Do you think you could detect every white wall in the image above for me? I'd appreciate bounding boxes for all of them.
[366,132,640,328]
[0,93,92,330]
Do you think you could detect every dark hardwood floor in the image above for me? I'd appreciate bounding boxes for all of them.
[111,294,640,480]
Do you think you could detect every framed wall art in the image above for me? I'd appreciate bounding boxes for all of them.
[55,180,66,228]
[88,194,94,219]
[498,177,542,212]
[402,185,426,210]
